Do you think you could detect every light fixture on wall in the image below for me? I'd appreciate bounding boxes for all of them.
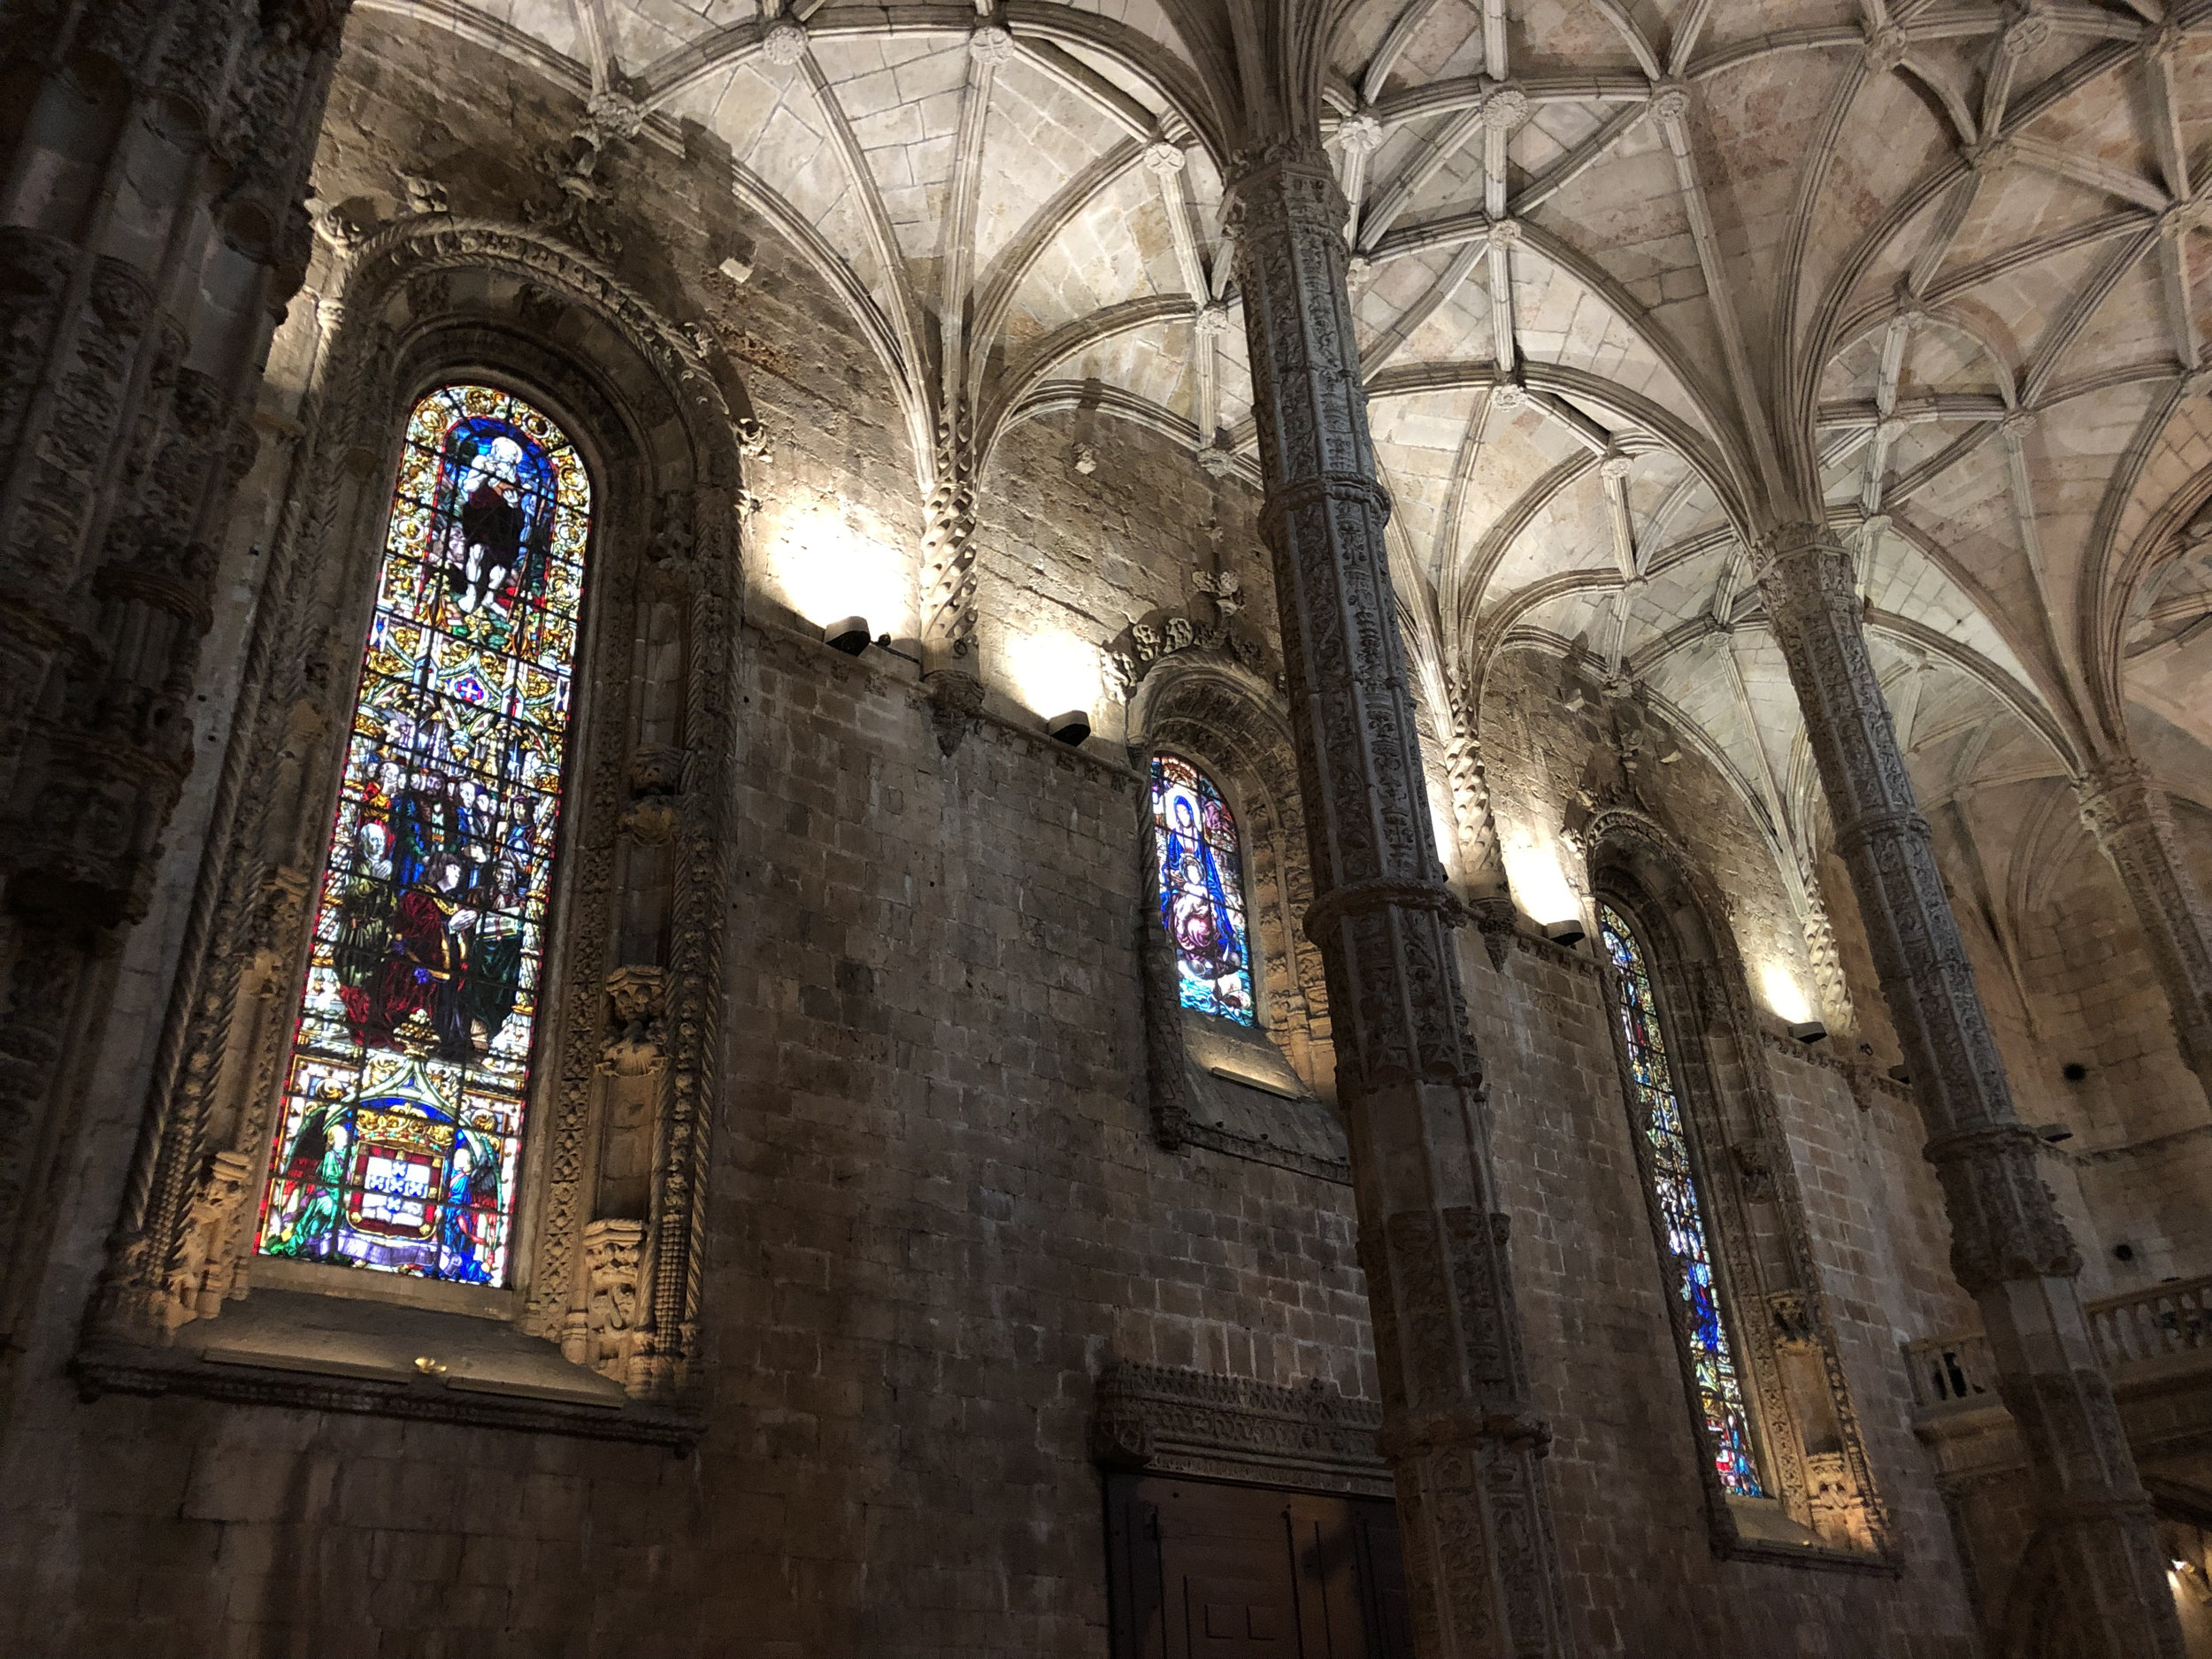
[2035,1122,2075,1144]
[1787,1019,1828,1044]
[1046,710,1091,746]
[823,615,872,656]
[1542,918,1586,948]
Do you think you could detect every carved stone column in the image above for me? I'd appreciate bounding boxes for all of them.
[1226,140,1572,1659]
[1440,689,1516,968]
[0,0,349,1368]
[1753,525,2181,1659]
[2076,756,2212,1102]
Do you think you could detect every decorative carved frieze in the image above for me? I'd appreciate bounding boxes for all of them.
[1090,1362,1390,1498]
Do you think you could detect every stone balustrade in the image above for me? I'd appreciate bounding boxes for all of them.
[1906,1271,2212,1414]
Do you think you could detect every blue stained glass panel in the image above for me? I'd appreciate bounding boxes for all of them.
[1600,901,1764,1499]
[255,383,592,1288]
[1150,755,1256,1025]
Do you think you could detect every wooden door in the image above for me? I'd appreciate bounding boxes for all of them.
[1104,1474,1412,1659]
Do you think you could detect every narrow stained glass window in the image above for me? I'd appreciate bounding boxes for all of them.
[255,383,592,1288]
[1150,755,1256,1025]
[1600,901,1764,1499]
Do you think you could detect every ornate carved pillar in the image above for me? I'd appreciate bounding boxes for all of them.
[0,0,348,1366]
[2076,756,2212,1102]
[1225,140,1572,1659]
[1753,524,2181,1659]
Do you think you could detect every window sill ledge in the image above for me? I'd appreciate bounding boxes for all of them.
[71,1289,700,1452]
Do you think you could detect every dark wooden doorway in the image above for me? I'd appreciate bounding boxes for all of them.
[1103,1474,1412,1659]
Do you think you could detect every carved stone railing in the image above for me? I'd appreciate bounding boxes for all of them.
[2085,1272,2212,1366]
[1903,1331,1998,1413]
[1907,1271,2212,1414]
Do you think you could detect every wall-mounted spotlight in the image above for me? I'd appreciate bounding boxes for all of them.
[823,615,872,656]
[2035,1121,2074,1144]
[1787,1019,1828,1044]
[1542,918,1585,948]
[1046,710,1091,746]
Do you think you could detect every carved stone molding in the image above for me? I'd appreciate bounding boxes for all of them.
[1090,1362,1390,1498]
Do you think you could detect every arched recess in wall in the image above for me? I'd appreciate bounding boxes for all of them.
[1585,810,1893,1568]
[1125,651,1342,1182]
[81,219,748,1436]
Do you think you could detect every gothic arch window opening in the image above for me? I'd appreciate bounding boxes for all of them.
[1599,898,1765,1500]
[254,381,593,1290]
[1150,753,1257,1025]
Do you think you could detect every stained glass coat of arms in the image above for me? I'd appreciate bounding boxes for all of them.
[255,384,592,1287]
[1149,755,1256,1024]
[1599,902,1764,1499]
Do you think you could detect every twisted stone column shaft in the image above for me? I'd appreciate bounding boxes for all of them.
[2077,757,2212,1102]
[1754,526,2180,1659]
[1227,139,1572,1659]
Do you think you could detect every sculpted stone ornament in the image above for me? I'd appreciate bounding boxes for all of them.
[1335,110,1386,157]
[564,1218,647,1382]
[1481,86,1529,132]
[1224,134,1573,1656]
[918,411,980,667]
[967,24,1014,65]
[1141,139,1187,175]
[925,670,987,757]
[1864,24,1909,71]
[761,19,808,65]
[1752,525,2182,1658]
[396,170,449,216]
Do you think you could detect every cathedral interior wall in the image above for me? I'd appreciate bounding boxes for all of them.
[5,7,2211,1657]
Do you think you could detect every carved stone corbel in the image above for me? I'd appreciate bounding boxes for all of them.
[600,965,667,1076]
[562,1217,646,1382]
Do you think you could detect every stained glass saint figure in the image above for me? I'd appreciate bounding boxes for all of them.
[256,384,592,1287]
[1150,756,1256,1024]
[1599,901,1765,1499]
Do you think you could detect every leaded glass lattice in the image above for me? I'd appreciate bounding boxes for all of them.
[1150,755,1256,1024]
[1599,901,1764,1498]
[255,383,592,1287]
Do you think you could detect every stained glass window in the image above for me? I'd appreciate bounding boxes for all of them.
[255,383,592,1288]
[1600,901,1764,1499]
[1150,755,1256,1024]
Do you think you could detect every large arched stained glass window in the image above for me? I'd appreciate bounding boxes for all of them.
[1149,755,1256,1025]
[255,383,592,1288]
[1599,901,1763,1498]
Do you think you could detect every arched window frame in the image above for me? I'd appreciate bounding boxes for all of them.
[1589,819,1893,1567]
[1125,657,1342,1184]
[80,227,749,1446]
[1597,895,1769,1500]
[249,380,597,1294]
